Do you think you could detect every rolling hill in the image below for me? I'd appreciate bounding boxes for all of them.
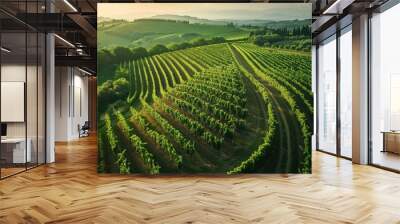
[149,15,311,28]
[97,9,312,174]
[98,19,249,50]
[98,42,312,174]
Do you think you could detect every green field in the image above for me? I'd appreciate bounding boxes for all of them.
[98,19,249,49]
[98,17,312,174]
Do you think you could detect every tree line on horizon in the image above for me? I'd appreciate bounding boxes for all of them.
[249,25,311,51]
[98,36,227,68]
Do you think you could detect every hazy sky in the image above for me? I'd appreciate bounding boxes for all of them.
[98,3,311,21]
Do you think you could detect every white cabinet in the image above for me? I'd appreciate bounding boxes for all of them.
[1,138,32,163]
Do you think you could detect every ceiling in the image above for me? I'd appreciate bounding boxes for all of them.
[311,0,391,43]
[0,0,394,74]
[0,0,97,74]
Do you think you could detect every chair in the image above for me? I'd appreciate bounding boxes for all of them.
[79,121,90,138]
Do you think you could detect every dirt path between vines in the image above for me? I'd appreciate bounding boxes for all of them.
[229,43,302,173]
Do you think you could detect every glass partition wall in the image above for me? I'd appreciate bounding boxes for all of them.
[316,0,400,172]
[0,3,46,179]
[316,25,353,159]
[339,26,352,159]
[370,3,400,171]
[317,35,337,154]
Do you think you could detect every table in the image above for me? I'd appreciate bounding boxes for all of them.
[1,138,31,163]
[382,131,400,154]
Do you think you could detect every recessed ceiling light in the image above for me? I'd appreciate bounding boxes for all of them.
[78,67,92,76]
[322,0,354,15]
[1,47,11,53]
[54,34,75,48]
[63,0,78,12]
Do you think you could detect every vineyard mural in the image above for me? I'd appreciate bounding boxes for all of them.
[97,3,312,174]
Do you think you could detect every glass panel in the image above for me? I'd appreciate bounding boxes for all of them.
[371,4,400,171]
[38,32,45,165]
[318,35,337,154]
[0,0,46,179]
[339,26,352,158]
[27,31,38,169]
[0,32,2,179]
[312,45,317,150]
[26,0,41,169]
[1,31,27,177]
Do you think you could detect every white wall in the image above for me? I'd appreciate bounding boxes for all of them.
[54,67,89,141]
[72,72,89,138]
[55,67,70,141]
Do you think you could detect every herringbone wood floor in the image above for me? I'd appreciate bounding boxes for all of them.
[1,135,400,224]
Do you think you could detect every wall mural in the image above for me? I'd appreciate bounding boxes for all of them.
[97,3,312,174]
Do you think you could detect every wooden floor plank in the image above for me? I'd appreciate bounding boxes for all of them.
[0,135,399,223]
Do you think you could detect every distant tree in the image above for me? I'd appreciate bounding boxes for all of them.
[264,34,282,44]
[253,35,266,46]
[98,49,114,65]
[302,26,311,36]
[131,47,148,59]
[192,38,207,47]
[113,46,132,61]
[275,27,289,36]
[169,42,193,51]
[169,36,226,50]
[181,33,200,39]
[177,42,192,50]
[169,43,181,51]
[226,22,235,28]
[254,29,266,36]
[149,44,169,55]
[210,37,225,44]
